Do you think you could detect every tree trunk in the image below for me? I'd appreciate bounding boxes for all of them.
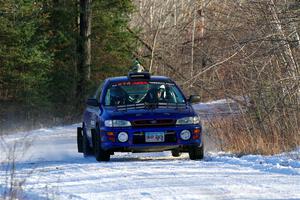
[76,0,92,105]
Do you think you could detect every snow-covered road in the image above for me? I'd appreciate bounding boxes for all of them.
[1,124,300,200]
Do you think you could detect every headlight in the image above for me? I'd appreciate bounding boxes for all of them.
[180,130,191,140]
[176,116,200,125]
[104,120,131,127]
[118,132,128,142]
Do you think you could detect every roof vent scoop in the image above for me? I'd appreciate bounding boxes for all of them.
[128,60,150,80]
[131,60,145,73]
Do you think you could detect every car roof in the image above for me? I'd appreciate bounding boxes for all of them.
[106,75,173,83]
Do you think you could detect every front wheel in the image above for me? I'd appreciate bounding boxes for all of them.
[188,145,204,160]
[171,149,182,157]
[93,128,110,162]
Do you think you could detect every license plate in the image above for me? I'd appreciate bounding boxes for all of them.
[145,132,165,142]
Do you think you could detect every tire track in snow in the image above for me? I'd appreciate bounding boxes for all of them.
[1,123,300,199]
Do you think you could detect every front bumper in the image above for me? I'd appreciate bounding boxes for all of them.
[99,125,202,152]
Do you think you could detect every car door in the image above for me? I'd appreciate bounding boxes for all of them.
[84,83,103,139]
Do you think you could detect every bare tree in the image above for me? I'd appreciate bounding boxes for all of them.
[131,0,300,153]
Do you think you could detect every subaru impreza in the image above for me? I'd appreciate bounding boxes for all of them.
[77,71,203,161]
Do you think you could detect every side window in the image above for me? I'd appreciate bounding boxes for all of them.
[170,86,185,103]
[94,83,104,102]
[165,87,176,103]
[105,89,111,105]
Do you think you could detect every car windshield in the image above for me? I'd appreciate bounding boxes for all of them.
[104,81,186,106]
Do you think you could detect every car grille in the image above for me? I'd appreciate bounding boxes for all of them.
[132,119,176,127]
[133,131,177,144]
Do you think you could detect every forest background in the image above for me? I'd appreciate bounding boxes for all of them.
[1,0,299,154]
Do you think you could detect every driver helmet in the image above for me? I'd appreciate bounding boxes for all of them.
[158,85,166,98]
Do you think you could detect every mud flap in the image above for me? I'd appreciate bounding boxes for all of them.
[77,127,83,153]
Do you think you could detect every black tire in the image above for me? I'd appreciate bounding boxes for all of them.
[171,149,182,157]
[82,128,93,157]
[188,145,204,160]
[93,127,110,162]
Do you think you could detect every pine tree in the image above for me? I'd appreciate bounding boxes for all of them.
[0,0,52,105]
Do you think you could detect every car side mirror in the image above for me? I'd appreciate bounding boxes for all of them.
[189,95,201,104]
[86,98,99,107]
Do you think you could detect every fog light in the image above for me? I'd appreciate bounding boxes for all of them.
[118,132,128,142]
[180,130,191,140]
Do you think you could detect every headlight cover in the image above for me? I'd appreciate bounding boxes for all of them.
[104,120,131,127]
[176,116,200,125]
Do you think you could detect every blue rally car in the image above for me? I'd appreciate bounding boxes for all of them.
[77,70,203,161]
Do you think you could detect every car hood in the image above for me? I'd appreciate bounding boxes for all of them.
[103,106,196,121]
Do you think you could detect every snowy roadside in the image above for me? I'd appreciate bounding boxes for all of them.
[0,100,299,200]
[1,123,300,200]
[193,98,245,119]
